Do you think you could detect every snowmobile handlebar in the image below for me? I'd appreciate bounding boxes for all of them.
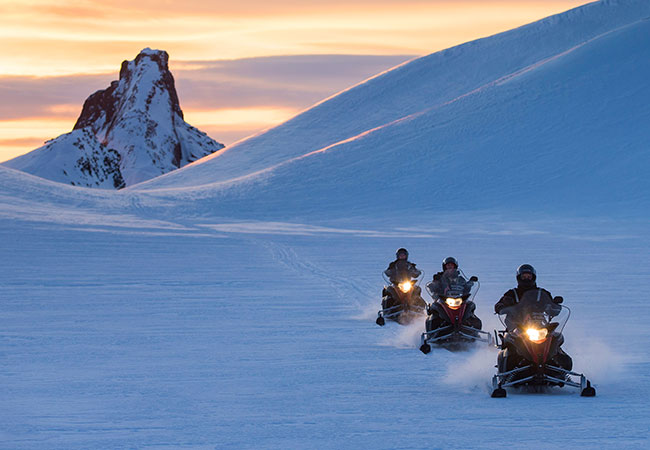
[382,270,424,286]
[497,303,571,334]
[425,271,480,303]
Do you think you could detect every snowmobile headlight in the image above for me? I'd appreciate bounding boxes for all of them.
[525,327,548,343]
[398,281,412,293]
[445,297,463,309]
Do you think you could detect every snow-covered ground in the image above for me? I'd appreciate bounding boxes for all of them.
[1,215,649,448]
[2,0,650,447]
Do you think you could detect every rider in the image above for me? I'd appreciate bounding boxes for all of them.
[427,256,472,299]
[495,264,570,370]
[384,248,421,282]
[494,264,558,314]
[383,248,424,304]
[425,257,481,329]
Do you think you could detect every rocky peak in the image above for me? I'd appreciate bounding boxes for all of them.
[74,48,183,132]
[5,48,224,189]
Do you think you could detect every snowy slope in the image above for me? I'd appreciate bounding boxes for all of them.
[135,0,650,195]
[127,6,650,221]
[3,49,224,189]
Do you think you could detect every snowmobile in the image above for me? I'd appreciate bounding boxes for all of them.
[376,271,426,326]
[419,275,492,353]
[490,289,596,398]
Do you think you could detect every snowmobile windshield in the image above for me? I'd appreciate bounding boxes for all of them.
[426,269,478,301]
[497,289,569,335]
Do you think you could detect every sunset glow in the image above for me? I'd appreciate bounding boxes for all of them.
[0,0,590,162]
[184,108,298,128]
[184,107,300,145]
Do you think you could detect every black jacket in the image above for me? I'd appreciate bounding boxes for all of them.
[384,260,421,283]
[494,284,553,314]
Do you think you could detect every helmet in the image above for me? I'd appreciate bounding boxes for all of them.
[442,256,458,271]
[396,248,409,259]
[516,264,537,282]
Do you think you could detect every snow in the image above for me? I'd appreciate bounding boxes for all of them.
[0,128,124,189]
[1,0,650,448]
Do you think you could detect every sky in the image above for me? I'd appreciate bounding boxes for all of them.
[0,0,590,162]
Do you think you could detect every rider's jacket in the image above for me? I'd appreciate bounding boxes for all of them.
[384,259,421,283]
[495,283,553,313]
[427,269,472,299]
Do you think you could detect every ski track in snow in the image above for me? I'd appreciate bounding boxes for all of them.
[259,239,375,308]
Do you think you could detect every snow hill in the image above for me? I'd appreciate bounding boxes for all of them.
[2,2,650,448]
[2,49,224,189]
[132,0,650,220]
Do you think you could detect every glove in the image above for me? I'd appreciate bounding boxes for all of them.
[495,296,515,313]
[553,296,564,304]
[433,273,441,281]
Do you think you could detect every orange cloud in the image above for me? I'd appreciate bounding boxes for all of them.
[1,1,589,75]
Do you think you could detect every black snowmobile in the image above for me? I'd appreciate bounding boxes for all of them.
[419,275,492,353]
[490,289,596,397]
[376,270,426,326]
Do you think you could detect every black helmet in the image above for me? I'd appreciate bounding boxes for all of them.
[516,264,537,282]
[396,248,409,259]
[442,256,458,270]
